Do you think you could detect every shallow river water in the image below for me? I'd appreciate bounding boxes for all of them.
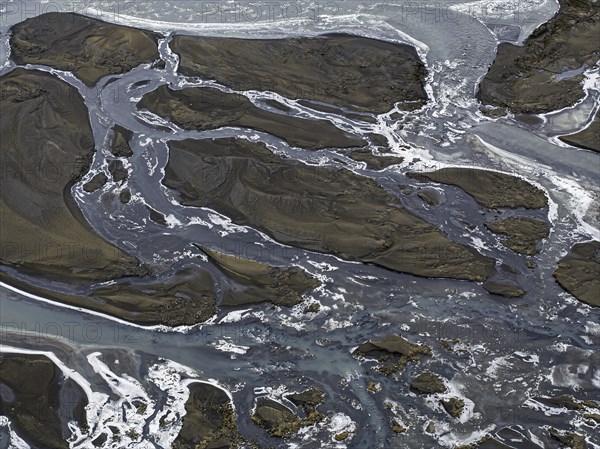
[0,1,599,448]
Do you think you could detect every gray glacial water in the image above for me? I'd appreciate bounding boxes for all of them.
[0,1,599,448]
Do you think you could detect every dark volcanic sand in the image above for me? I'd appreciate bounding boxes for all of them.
[477,0,600,114]
[485,217,550,255]
[173,382,239,449]
[0,68,140,282]
[0,354,88,449]
[346,149,404,170]
[483,279,526,298]
[408,168,548,209]
[0,68,219,327]
[553,240,600,307]
[89,267,217,326]
[108,159,128,183]
[163,137,495,281]
[83,172,108,193]
[10,12,160,86]
[139,85,366,149]
[559,112,600,153]
[0,267,217,327]
[110,125,135,158]
[252,397,311,438]
[170,33,428,114]
[199,246,320,308]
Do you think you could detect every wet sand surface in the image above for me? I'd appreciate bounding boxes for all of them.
[408,168,549,209]
[0,68,141,283]
[485,217,550,255]
[199,246,320,308]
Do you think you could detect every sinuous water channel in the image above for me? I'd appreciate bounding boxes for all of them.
[0,1,598,448]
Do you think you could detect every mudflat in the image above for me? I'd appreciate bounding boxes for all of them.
[163,138,495,281]
[139,85,366,149]
[170,34,427,114]
[10,12,160,86]
[477,0,600,114]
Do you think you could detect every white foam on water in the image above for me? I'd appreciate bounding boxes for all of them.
[214,339,250,355]
[208,212,249,236]
[514,351,540,365]
[433,421,496,448]
[523,398,569,416]
[219,308,253,324]
[485,355,513,378]
[585,321,600,335]
[145,359,205,447]
[544,68,600,135]
[0,416,32,449]
[0,348,233,448]
[323,316,354,331]
[327,412,356,440]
